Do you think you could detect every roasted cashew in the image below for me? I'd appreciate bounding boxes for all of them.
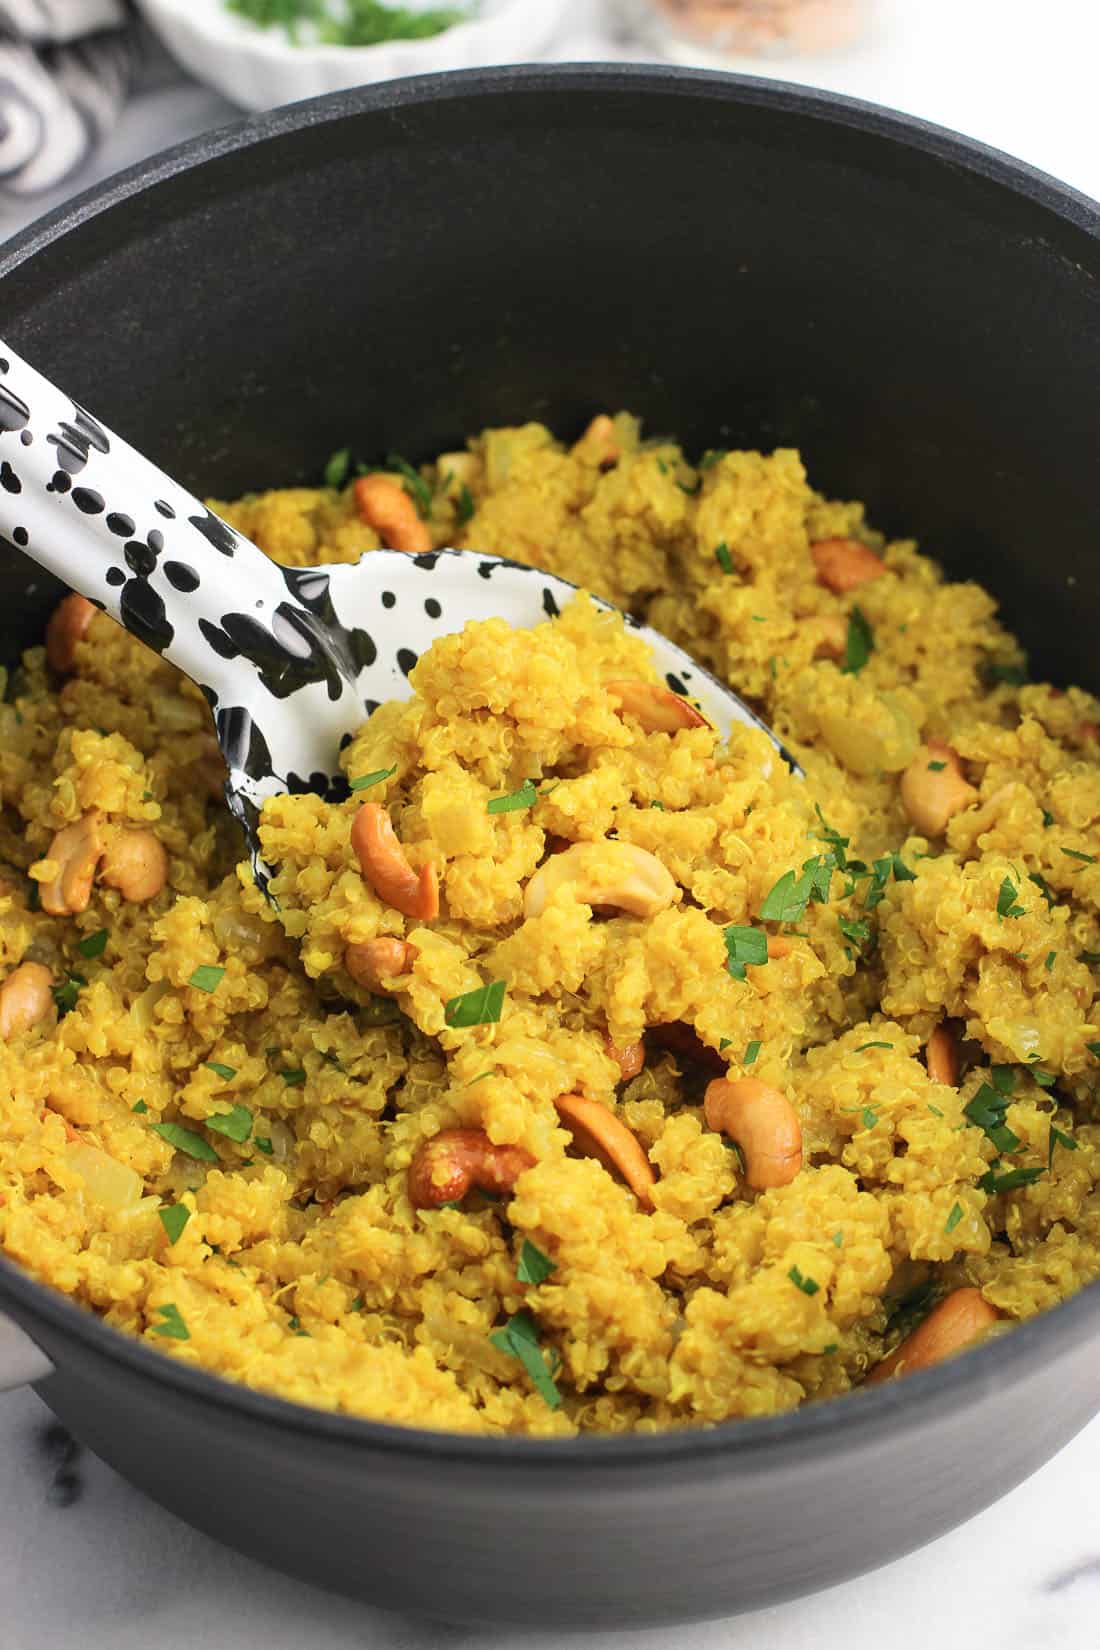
[607,679,709,735]
[866,1288,997,1385]
[581,414,621,467]
[45,593,97,674]
[354,474,432,555]
[345,937,415,993]
[40,811,105,916]
[0,961,53,1040]
[604,1036,645,1082]
[703,1077,802,1190]
[99,828,168,904]
[408,1127,535,1209]
[352,803,439,921]
[524,840,677,920]
[553,1092,655,1208]
[925,1024,959,1086]
[899,739,978,837]
[811,537,886,594]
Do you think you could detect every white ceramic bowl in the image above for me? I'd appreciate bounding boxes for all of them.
[136,0,574,111]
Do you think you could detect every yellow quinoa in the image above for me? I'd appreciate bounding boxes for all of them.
[2,413,1099,1436]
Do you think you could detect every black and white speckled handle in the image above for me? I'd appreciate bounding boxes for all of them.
[0,341,795,883]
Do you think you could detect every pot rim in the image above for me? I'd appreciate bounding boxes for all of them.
[1,61,1098,1469]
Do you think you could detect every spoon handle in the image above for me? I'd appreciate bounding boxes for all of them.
[0,341,291,697]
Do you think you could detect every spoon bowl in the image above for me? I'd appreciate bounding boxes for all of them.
[0,341,795,888]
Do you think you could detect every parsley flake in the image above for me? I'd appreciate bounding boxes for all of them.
[842,606,874,675]
[488,1309,561,1409]
[1048,1123,1079,1168]
[151,1303,190,1341]
[349,765,397,792]
[995,877,1026,920]
[832,1231,844,1247]
[455,482,475,526]
[714,542,734,575]
[254,1137,274,1155]
[324,447,351,488]
[279,1068,306,1088]
[385,454,433,519]
[724,925,768,981]
[487,779,538,814]
[1079,951,1100,966]
[1062,848,1097,866]
[927,760,947,772]
[964,1083,1021,1155]
[978,1165,1044,1194]
[838,915,872,952]
[51,972,86,1017]
[1045,950,1057,973]
[944,1201,963,1235]
[158,1204,191,1245]
[150,1122,219,1162]
[189,965,225,994]
[1042,809,1055,829]
[760,856,832,924]
[788,1265,820,1297]
[1028,871,1056,910]
[743,1040,762,1066]
[132,1100,148,1114]
[206,1105,253,1144]
[76,928,108,960]
[204,1061,237,1081]
[1087,1043,1100,1060]
[986,662,1028,686]
[927,1102,944,1118]
[855,1041,892,1051]
[444,979,506,1028]
[516,1239,557,1286]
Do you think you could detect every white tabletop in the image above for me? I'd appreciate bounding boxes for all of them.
[2,3,1099,1646]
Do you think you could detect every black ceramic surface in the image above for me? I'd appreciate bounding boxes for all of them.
[0,67,1098,1628]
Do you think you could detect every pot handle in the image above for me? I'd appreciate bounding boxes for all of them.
[0,1312,54,1389]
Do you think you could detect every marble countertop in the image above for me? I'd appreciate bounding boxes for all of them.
[2,2,1099,1646]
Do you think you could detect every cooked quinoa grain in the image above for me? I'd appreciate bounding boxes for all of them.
[2,415,1099,1435]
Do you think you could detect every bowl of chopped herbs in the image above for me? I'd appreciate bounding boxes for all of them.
[135,0,571,109]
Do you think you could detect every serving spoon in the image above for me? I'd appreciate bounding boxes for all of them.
[0,343,797,889]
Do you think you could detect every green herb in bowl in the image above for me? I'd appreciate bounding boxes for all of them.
[226,0,469,48]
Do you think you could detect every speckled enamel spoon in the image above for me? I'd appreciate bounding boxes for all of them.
[0,343,796,887]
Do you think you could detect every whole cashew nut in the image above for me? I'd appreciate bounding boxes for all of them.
[607,679,709,735]
[345,937,416,994]
[352,803,439,921]
[866,1288,997,1385]
[0,961,53,1039]
[899,740,978,837]
[99,829,169,904]
[925,1025,959,1086]
[553,1092,656,1209]
[811,537,886,594]
[354,474,432,555]
[604,1036,645,1082]
[524,840,678,920]
[40,811,105,916]
[45,593,97,674]
[703,1077,802,1190]
[408,1127,535,1209]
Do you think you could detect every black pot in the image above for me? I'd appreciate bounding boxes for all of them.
[1,66,1098,1629]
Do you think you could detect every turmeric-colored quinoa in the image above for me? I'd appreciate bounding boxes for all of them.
[3,411,1100,1436]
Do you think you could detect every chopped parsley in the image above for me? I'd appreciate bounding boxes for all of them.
[1048,1124,1079,1168]
[832,1230,844,1247]
[1079,951,1100,966]
[863,852,915,909]
[842,606,874,675]
[714,542,734,575]
[1042,809,1055,829]
[855,1041,892,1052]
[1045,950,1057,973]
[788,1265,820,1298]
[158,1204,191,1245]
[944,1201,964,1235]
[759,855,833,924]
[349,765,397,792]
[927,1102,944,1118]
[488,1309,561,1409]
[150,1122,219,1162]
[324,447,351,488]
[1028,1061,1056,1089]
[676,477,702,497]
[995,876,1026,920]
[986,662,1028,686]
[724,924,768,981]
[699,448,727,469]
[858,1106,879,1130]
[487,779,538,814]
[206,1105,253,1144]
[254,1137,274,1155]
[650,800,666,810]
[1062,848,1097,866]
[279,1068,306,1088]
[444,979,506,1028]
[76,928,108,960]
[516,1239,557,1286]
[989,1065,1017,1095]
[978,1164,1044,1194]
[188,965,225,994]
[51,972,86,1017]
[204,1061,237,1081]
[150,1303,190,1341]
[455,482,475,526]
[838,915,872,953]
[743,1040,761,1066]
[964,1083,1021,1155]
[385,453,433,519]
[927,760,947,772]
[132,1100,148,1114]
[1087,1043,1100,1060]
[467,1071,494,1087]
[1028,871,1057,910]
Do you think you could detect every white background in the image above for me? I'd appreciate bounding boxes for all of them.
[2,2,1099,1646]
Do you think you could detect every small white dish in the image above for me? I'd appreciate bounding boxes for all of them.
[135,0,574,111]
